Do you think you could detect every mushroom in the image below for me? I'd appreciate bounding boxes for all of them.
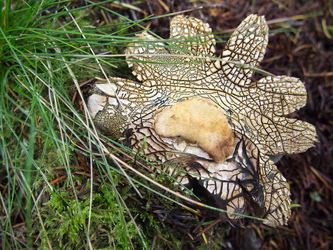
[87,15,317,227]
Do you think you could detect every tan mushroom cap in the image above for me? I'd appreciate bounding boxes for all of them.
[154,98,235,163]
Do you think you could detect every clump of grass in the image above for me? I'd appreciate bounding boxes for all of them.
[0,1,155,248]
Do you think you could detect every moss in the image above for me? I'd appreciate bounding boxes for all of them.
[38,182,138,249]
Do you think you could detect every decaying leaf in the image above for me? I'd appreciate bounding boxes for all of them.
[87,15,317,227]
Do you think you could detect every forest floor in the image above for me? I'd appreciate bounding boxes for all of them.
[72,0,333,249]
[2,0,332,249]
